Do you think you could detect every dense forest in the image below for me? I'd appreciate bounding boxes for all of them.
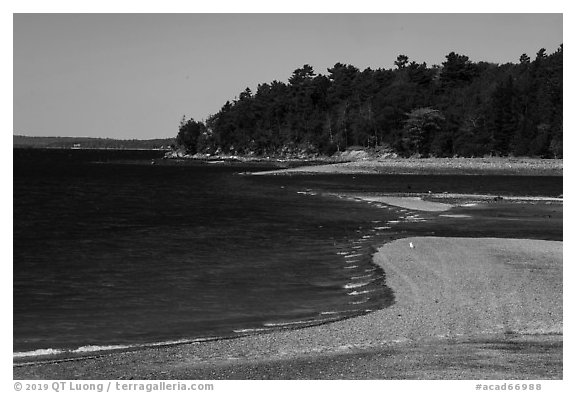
[13,135,174,150]
[177,46,563,158]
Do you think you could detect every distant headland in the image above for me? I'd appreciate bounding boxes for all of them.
[175,48,563,160]
[13,135,175,150]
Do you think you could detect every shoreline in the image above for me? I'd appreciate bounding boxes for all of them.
[13,151,563,378]
[14,235,562,379]
[13,178,563,378]
[333,193,562,212]
[250,157,563,177]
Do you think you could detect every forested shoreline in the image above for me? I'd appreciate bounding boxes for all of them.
[177,46,562,159]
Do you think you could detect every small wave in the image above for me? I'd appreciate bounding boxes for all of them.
[14,336,222,360]
[146,337,219,347]
[337,251,350,255]
[351,299,369,305]
[14,348,64,358]
[387,220,400,224]
[233,327,273,334]
[73,344,131,353]
[343,280,373,289]
[343,265,359,269]
[347,289,374,296]
[374,226,391,230]
[344,253,362,258]
[320,311,339,315]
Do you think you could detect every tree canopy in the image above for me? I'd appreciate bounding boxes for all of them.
[177,46,562,158]
[176,117,207,154]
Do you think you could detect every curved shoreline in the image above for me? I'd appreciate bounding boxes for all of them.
[14,236,562,379]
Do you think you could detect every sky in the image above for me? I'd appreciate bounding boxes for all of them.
[13,13,563,139]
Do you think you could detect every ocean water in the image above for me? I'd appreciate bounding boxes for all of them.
[13,149,398,358]
[13,149,562,359]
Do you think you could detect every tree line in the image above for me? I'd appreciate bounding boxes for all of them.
[14,135,175,150]
[177,46,562,158]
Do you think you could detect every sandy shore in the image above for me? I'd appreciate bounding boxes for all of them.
[14,236,562,379]
[334,193,562,213]
[349,195,454,211]
[251,157,562,176]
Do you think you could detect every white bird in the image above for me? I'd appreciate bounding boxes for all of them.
[409,242,415,249]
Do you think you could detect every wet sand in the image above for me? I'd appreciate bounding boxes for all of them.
[348,195,453,211]
[14,236,562,379]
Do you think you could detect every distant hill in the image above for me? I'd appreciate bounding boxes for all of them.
[13,135,175,150]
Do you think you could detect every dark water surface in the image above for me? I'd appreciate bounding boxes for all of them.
[13,149,562,358]
[251,172,562,197]
[14,150,397,357]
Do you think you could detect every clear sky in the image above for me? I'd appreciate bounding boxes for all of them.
[13,13,563,139]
